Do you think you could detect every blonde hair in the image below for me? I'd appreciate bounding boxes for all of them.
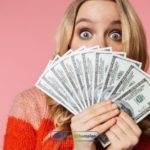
[47,0,150,137]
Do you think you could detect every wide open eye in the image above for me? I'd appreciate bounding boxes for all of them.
[109,31,122,41]
[80,30,92,39]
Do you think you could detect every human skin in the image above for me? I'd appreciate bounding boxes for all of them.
[70,1,141,150]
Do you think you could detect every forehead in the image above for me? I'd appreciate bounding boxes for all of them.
[76,0,120,23]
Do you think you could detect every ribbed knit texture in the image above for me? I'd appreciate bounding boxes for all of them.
[3,87,150,150]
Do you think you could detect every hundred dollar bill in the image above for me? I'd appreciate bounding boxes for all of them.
[99,78,150,147]
[94,52,113,104]
[93,52,126,146]
[60,53,86,109]
[94,52,126,104]
[81,50,96,106]
[40,55,60,75]
[36,56,82,113]
[50,55,60,65]
[63,49,73,56]
[113,78,150,123]
[36,79,77,115]
[70,50,89,107]
[50,61,82,112]
[81,47,114,106]
[72,46,86,52]
[100,55,142,101]
[109,65,150,100]
[87,45,112,52]
[100,47,112,52]
[35,62,78,114]
[88,45,100,51]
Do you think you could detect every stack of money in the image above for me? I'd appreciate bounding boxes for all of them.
[35,45,150,147]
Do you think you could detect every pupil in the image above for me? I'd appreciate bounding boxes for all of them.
[114,33,119,39]
[84,32,89,37]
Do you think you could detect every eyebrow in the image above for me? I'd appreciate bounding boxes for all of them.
[75,18,121,26]
[75,18,95,25]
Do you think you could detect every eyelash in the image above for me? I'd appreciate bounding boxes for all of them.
[108,30,122,41]
[78,28,93,39]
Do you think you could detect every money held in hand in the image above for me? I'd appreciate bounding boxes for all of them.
[35,45,150,147]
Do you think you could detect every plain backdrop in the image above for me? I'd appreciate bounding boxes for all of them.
[0,0,150,148]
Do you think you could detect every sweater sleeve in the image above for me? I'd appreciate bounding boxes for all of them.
[3,87,49,150]
[4,117,37,150]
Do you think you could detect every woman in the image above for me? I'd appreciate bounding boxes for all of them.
[4,0,150,150]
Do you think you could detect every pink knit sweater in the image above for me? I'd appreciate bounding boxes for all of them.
[3,87,150,149]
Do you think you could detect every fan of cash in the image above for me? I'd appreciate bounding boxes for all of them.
[36,45,150,147]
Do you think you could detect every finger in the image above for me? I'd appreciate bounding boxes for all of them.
[116,117,140,145]
[72,100,112,121]
[92,118,117,134]
[84,109,119,130]
[109,123,126,140]
[106,129,120,149]
[71,101,115,131]
[81,102,118,123]
[71,100,109,122]
[119,111,142,137]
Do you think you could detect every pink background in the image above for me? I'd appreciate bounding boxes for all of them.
[0,0,150,148]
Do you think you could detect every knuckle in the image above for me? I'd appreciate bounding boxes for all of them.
[132,136,139,145]
[105,111,116,120]
[117,139,131,149]
[71,116,76,122]
[95,125,106,134]
[137,128,142,137]
[70,122,74,129]
[114,144,121,150]
[108,111,115,117]
[119,143,128,150]
[97,116,104,123]
[126,140,131,148]
[70,120,77,130]
[93,118,99,124]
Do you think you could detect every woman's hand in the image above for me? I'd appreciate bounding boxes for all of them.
[106,111,142,150]
[71,100,120,150]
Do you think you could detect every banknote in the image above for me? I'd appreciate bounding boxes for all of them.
[94,52,113,104]
[100,55,142,101]
[113,78,150,123]
[50,55,60,65]
[50,61,83,112]
[36,55,82,113]
[100,47,112,52]
[60,53,86,109]
[36,49,86,113]
[35,46,150,149]
[109,65,150,100]
[87,45,112,51]
[42,70,79,110]
[94,52,126,147]
[70,50,90,107]
[36,79,77,115]
[87,45,100,51]
[94,52,126,104]
[63,49,73,56]
[81,50,96,106]
[99,78,150,147]
[81,47,113,105]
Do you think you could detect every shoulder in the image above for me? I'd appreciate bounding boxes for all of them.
[9,86,50,129]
